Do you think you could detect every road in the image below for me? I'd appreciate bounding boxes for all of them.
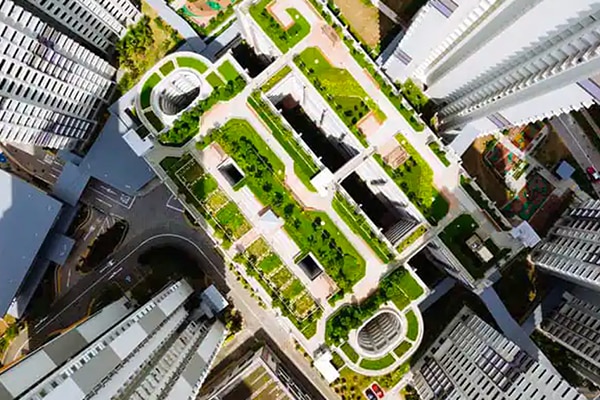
[551,114,600,197]
[0,144,63,185]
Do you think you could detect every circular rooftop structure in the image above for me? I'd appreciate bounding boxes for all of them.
[158,70,202,116]
[357,309,402,356]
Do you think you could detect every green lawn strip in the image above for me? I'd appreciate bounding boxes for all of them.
[331,352,345,370]
[282,279,305,299]
[177,56,208,73]
[217,60,240,81]
[206,71,225,88]
[159,75,246,145]
[393,341,412,358]
[248,93,319,191]
[405,310,419,341]
[215,202,251,239]
[246,237,270,260]
[205,119,365,291]
[326,267,422,345]
[270,267,294,288]
[257,253,282,275]
[396,225,426,253]
[159,60,175,76]
[140,72,161,108]
[262,65,292,92]
[340,343,359,363]
[428,142,450,167]
[360,354,396,370]
[249,0,310,53]
[294,47,385,147]
[375,134,449,225]
[191,175,218,201]
[332,193,393,263]
[144,110,164,132]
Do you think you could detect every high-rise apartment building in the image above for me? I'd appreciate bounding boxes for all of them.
[532,199,600,292]
[412,307,584,400]
[0,0,137,149]
[384,0,600,154]
[539,291,600,386]
[0,280,228,400]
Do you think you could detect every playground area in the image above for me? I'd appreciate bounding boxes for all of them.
[484,141,524,178]
[507,123,544,152]
[180,0,235,27]
[502,173,554,221]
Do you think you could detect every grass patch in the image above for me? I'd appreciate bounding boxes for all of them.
[270,266,294,288]
[376,134,449,225]
[257,253,282,275]
[217,60,240,81]
[396,225,426,253]
[144,110,164,131]
[246,237,270,260]
[360,354,396,370]
[215,202,251,239]
[191,175,218,201]
[159,60,175,76]
[283,279,305,298]
[341,342,359,363]
[177,56,208,73]
[204,119,365,291]
[401,79,429,113]
[428,142,450,167]
[331,351,345,370]
[294,47,386,146]
[262,65,292,91]
[248,92,319,191]
[393,341,411,358]
[249,1,310,53]
[405,310,419,341]
[205,190,229,212]
[332,193,393,263]
[207,71,225,88]
[333,363,410,395]
[140,72,161,109]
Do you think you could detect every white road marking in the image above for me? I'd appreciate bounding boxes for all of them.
[166,195,185,212]
[95,197,113,208]
[66,269,72,288]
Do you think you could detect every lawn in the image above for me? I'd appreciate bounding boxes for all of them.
[405,310,419,341]
[377,134,449,225]
[205,119,365,291]
[428,142,450,167]
[215,202,251,239]
[360,354,396,370]
[177,56,208,73]
[396,225,426,253]
[246,237,270,260]
[393,341,411,357]
[159,60,175,76]
[294,292,317,316]
[217,60,240,81]
[191,175,218,200]
[341,342,359,363]
[206,71,225,88]
[140,72,161,108]
[332,193,393,263]
[249,0,310,53]
[294,47,386,146]
[271,266,294,288]
[283,279,305,298]
[257,253,282,275]
[262,65,292,92]
[248,92,319,191]
[205,190,229,212]
[333,363,410,397]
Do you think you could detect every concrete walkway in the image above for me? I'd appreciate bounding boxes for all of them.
[144,0,206,53]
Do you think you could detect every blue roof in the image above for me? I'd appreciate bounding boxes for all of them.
[79,114,155,196]
[53,162,90,206]
[556,160,575,180]
[0,170,62,315]
[41,233,75,265]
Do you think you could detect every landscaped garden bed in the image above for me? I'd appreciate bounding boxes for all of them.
[247,92,320,191]
[202,119,366,292]
[332,362,410,398]
[332,193,394,263]
[396,225,426,253]
[262,65,292,91]
[428,142,450,167]
[294,46,386,147]
[250,0,310,53]
[360,354,396,370]
[376,134,449,225]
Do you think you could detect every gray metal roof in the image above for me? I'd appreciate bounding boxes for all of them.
[41,233,75,265]
[52,162,90,206]
[0,170,62,315]
[79,114,154,196]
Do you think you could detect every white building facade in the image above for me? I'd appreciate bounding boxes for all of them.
[533,199,600,292]
[384,0,600,154]
[0,280,227,400]
[412,307,584,400]
[0,0,138,149]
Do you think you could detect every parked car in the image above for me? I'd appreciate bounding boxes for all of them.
[371,383,384,398]
[364,388,377,400]
[587,167,600,182]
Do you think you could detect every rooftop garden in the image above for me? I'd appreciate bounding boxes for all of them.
[261,65,292,92]
[428,142,450,167]
[376,134,449,225]
[247,91,320,191]
[201,119,365,292]
[235,237,320,338]
[177,56,208,74]
[326,267,423,345]
[332,193,394,263]
[294,46,386,147]
[250,0,310,53]
[396,225,426,253]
